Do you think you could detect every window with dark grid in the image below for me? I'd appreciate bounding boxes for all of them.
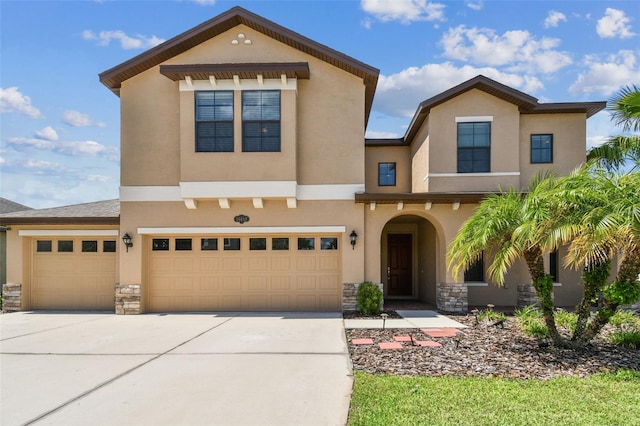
[457,122,490,173]
[242,91,280,152]
[464,253,484,282]
[195,91,234,152]
[531,134,553,163]
[378,162,396,186]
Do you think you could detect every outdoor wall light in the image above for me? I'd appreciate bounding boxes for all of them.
[350,230,358,250]
[122,233,133,252]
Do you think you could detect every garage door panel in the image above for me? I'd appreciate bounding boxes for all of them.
[223,257,242,271]
[248,257,268,271]
[149,235,341,312]
[32,238,116,311]
[271,276,291,290]
[296,257,316,271]
[248,276,268,290]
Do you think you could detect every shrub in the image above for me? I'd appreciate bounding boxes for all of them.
[515,306,549,337]
[554,309,578,333]
[477,309,506,323]
[608,331,640,349]
[609,310,640,330]
[356,281,382,316]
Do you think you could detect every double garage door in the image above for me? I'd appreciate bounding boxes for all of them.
[31,237,117,310]
[148,234,342,312]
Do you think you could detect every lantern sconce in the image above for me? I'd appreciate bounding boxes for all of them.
[122,233,133,252]
[349,230,358,250]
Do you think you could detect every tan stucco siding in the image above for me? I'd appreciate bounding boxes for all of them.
[410,119,430,193]
[364,146,411,193]
[426,90,521,192]
[120,68,181,186]
[519,113,587,188]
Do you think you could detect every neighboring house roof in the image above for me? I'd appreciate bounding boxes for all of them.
[99,6,380,125]
[367,75,606,146]
[0,198,32,214]
[0,199,120,225]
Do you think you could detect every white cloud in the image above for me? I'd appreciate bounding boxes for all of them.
[569,50,640,96]
[360,0,446,24]
[189,0,216,4]
[440,25,572,74]
[596,8,635,39]
[34,126,59,141]
[365,130,402,139]
[373,62,543,118]
[0,87,43,118]
[465,1,483,11]
[23,159,75,175]
[7,137,119,161]
[62,110,106,127]
[82,29,165,50]
[544,10,567,28]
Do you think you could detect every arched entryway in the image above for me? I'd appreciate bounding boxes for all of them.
[380,214,440,305]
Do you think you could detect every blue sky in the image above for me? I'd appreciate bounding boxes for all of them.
[1,0,638,209]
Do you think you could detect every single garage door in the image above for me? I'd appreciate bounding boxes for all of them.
[148,234,341,312]
[32,238,117,310]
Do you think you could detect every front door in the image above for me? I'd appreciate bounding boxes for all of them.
[387,234,412,296]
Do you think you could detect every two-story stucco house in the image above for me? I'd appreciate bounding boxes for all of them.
[1,7,605,314]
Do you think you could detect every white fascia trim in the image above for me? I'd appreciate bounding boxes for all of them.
[19,230,119,237]
[455,116,494,122]
[120,186,182,202]
[180,181,297,199]
[425,172,520,180]
[180,78,297,92]
[465,282,489,287]
[297,184,365,200]
[138,226,347,235]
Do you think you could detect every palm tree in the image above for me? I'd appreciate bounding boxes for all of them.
[587,85,640,170]
[447,176,563,344]
[539,168,640,342]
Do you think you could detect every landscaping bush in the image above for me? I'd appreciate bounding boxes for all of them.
[608,310,640,329]
[554,309,578,333]
[608,331,640,349]
[515,305,549,337]
[356,281,382,315]
[476,309,506,323]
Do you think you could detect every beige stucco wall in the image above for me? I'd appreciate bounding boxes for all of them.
[364,146,411,193]
[424,89,521,192]
[410,118,430,193]
[519,113,587,188]
[120,24,365,188]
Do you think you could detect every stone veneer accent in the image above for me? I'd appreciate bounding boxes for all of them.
[517,283,555,308]
[115,284,141,315]
[342,282,384,312]
[437,282,468,313]
[2,283,22,312]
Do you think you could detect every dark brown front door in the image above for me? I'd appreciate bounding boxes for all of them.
[387,234,412,296]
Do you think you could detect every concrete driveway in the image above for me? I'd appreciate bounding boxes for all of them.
[0,311,352,426]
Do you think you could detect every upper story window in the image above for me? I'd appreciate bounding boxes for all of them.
[378,162,396,186]
[195,91,234,152]
[531,134,553,164]
[242,90,281,152]
[457,122,490,173]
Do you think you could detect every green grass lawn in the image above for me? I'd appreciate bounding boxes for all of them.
[348,370,640,426]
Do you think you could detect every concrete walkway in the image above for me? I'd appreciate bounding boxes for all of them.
[344,310,467,329]
[1,311,352,426]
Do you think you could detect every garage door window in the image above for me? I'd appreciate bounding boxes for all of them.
[224,238,241,250]
[201,238,218,251]
[82,241,98,252]
[250,238,266,250]
[176,238,192,251]
[58,240,73,252]
[272,238,289,250]
[298,237,315,250]
[103,241,116,252]
[152,239,170,251]
[37,240,52,252]
[321,238,338,250]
